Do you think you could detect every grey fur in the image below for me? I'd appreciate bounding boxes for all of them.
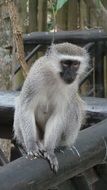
[13,43,89,172]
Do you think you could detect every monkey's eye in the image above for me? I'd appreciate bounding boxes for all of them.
[72,61,80,68]
[62,63,69,67]
[61,60,71,67]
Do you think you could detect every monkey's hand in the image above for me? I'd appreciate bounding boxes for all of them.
[40,149,59,173]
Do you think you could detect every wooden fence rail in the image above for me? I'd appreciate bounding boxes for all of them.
[0,118,107,190]
[23,29,107,45]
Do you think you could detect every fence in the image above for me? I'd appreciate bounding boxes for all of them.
[0,29,107,189]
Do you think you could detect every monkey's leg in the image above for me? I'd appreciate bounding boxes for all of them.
[61,128,79,148]
[14,126,25,147]
[42,115,64,172]
[19,109,40,157]
[13,109,25,147]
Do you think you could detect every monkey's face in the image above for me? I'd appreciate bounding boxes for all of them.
[60,59,80,84]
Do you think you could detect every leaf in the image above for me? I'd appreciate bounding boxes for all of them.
[96,0,100,8]
[56,0,68,11]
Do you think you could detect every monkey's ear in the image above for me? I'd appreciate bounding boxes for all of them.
[83,42,94,53]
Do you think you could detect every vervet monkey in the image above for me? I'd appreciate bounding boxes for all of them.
[13,42,89,172]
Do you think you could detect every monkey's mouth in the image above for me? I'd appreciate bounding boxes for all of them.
[64,78,75,84]
[60,72,76,84]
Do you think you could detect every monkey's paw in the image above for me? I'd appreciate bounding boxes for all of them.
[40,149,59,173]
[26,141,43,159]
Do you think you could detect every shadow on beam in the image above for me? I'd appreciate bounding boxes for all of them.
[0,119,107,190]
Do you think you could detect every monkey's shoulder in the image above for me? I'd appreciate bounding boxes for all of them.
[26,58,57,84]
[67,94,86,115]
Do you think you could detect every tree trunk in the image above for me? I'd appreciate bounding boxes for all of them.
[7,0,29,77]
[13,0,28,90]
[38,0,47,31]
[89,7,98,28]
[16,0,28,33]
[29,0,38,32]
[84,0,107,31]
[79,0,89,29]
[0,0,12,161]
[68,0,78,30]
[56,1,68,30]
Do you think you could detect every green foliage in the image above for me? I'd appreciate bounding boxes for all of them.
[48,0,69,31]
[96,0,101,7]
[49,0,69,15]
[56,0,68,11]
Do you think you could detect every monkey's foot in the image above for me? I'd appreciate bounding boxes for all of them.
[40,149,59,173]
[55,146,66,153]
[27,151,39,159]
[26,142,44,159]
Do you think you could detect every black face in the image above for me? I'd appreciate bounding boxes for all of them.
[60,59,80,84]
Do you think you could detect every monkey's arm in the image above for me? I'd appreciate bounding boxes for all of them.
[18,105,40,156]
[17,61,45,155]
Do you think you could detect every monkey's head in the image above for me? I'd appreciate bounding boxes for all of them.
[47,43,89,85]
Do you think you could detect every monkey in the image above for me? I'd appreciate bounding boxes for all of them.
[13,42,89,172]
